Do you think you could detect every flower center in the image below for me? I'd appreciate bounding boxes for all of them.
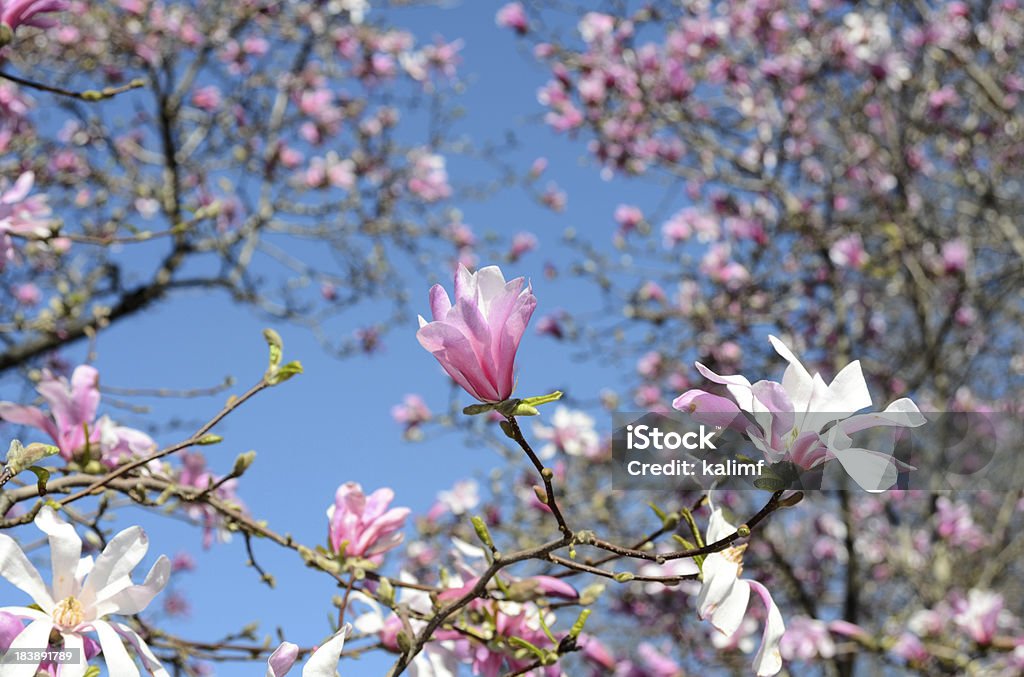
[722,543,748,575]
[52,596,85,628]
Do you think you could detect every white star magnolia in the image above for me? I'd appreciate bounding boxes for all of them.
[0,506,170,677]
[698,507,785,677]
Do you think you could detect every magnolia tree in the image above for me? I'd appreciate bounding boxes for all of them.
[1,0,1023,676]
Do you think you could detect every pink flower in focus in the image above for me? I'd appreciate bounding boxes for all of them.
[0,365,155,463]
[327,482,410,559]
[496,2,528,34]
[417,264,537,403]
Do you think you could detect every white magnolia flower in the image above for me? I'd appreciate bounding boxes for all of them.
[675,335,925,491]
[0,506,170,677]
[266,625,351,677]
[698,507,785,677]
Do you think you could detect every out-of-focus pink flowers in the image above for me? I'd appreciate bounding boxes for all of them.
[1,171,56,268]
[417,264,537,403]
[496,2,528,35]
[407,149,451,202]
[779,616,836,661]
[952,589,1004,645]
[391,393,431,439]
[941,238,968,274]
[0,364,156,465]
[12,281,39,305]
[0,0,68,42]
[176,451,246,548]
[614,204,644,233]
[533,406,602,459]
[508,231,537,261]
[829,234,869,269]
[327,482,409,560]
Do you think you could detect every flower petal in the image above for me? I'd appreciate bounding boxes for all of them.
[748,580,785,676]
[60,632,88,677]
[79,525,149,607]
[111,621,169,676]
[0,618,53,677]
[91,619,141,677]
[0,403,60,447]
[33,506,82,601]
[93,555,170,617]
[301,625,349,677]
[0,535,55,611]
[699,563,750,637]
[268,641,299,676]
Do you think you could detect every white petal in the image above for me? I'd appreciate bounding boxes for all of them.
[34,506,83,601]
[302,626,350,677]
[703,572,750,637]
[349,591,384,634]
[79,526,149,607]
[91,619,140,677]
[695,362,754,413]
[819,360,872,413]
[830,445,900,493]
[0,618,54,677]
[0,535,55,611]
[768,335,814,411]
[93,555,170,617]
[705,507,736,544]
[836,398,926,436]
[748,580,785,676]
[0,606,49,621]
[60,632,88,677]
[112,621,170,676]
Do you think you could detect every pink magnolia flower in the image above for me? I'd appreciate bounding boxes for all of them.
[417,264,537,403]
[176,451,246,548]
[496,2,528,34]
[779,616,836,661]
[327,482,409,559]
[507,231,537,261]
[12,282,39,305]
[829,234,869,269]
[614,204,644,233]
[533,406,601,459]
[391,394,432,433]
[1,171,53,267]
[952,589,1004,645]
[941,238,968,274]
[0,0,68,40]
[0,365,156,464]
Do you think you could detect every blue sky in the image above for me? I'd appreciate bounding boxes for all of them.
[0,2,684,675]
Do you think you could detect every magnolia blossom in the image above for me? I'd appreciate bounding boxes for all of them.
[0,171,54,266]
[327,482,409,559]
[698,507,785,676]
[417,265,537,403]
[673,336,925,492]
[0,364,156,464]
[495,2,527,34]
[0,507,170,676]
[353,574,459,676]
[266,625,351,677]
[0,0,68,40]
[533,406,601,459]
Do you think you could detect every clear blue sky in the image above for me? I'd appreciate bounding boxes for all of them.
[0,2,680,675]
